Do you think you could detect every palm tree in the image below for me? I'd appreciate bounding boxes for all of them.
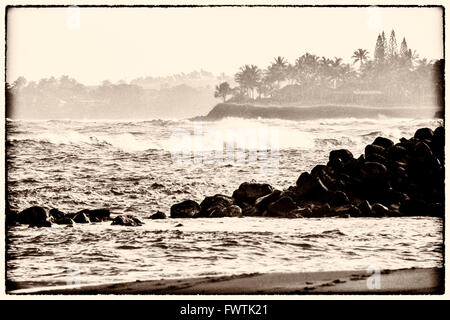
[267,56,288,89]
[214,82,232,102]
[235,64,262,99]
[352,49,369,70]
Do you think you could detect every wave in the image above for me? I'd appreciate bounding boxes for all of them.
[7,117,441,153]
[9,131,161,152]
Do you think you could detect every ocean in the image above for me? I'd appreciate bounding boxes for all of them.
[6,116,444,290]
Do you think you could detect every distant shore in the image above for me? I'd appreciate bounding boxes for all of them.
[191,103,442,121]
[11,267,443,294]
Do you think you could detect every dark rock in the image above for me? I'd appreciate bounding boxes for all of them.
[373,137,394,149]
[239,202,259,216]
[334,205,361,217]
[254,190,282,212]
[290,207,313,217]
[310,203,331,217]
[387,145,408,162]
[170,200,201,218]
[327,190,350,206]
[329,149,354,163]
[54,217,74,225]
[414,127,434,141]
[111,215,143,226]
[149,211,167,219]
[267,196,297,217]
[76,209,110,222]
[210,205,243,218]
[365,144,385,157]
[232,182,274,204]
[399,199,429,216]
[365,153,387,164]
[6,209,19,226]
[199,194,234,217]
[358,200,372,217]
[73,212,90,223]
[372,203,389,217]
[361,161,388,177]
[49,208,65,220]
[17,206,51,227]
[295,172,329,200]
[175,223,183,227]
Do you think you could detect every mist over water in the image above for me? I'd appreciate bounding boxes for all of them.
[6,116,443,289]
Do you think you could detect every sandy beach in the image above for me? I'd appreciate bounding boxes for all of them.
[11,267,443,295]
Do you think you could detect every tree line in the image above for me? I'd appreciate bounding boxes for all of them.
[215,30,444,107]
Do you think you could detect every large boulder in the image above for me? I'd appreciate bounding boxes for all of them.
[170,200,201,218]
[365,144,385,158]
[54,217,74,225]
[254,190,282,213]
[199,194,234,217]
[149,211,167,219]
[210,205,242,218]
[17,206,51,227]
[232,182,274,205]
[295,172,328,200]
[329,149,354,164]
[73,212,90,223]
[111,215,143,226]
[414,127,434,141]
[76,209,110,222]
[49,208,65,220]
[267,196,297,217]
[373,137,394,149]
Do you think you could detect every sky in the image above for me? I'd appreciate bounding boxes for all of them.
[6,6,444,85]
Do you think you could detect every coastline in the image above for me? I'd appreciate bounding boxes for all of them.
[10,267,443,295]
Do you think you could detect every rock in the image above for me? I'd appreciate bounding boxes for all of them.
[329,149,354,163]
[399,199,429,216]
[232,182,274,204]
[387,145,408,162]
[85,209,110,222]
[365,153,387,164]
[239,202,259,216]
[199,194,234,217]
[372,203,389,217]
[170,200,201,218]
[310,203,331,217]
[365,144,385,158]
[414,127,434,141]
[17,206,51,227]
[295,172,329,200]
[73,212,90,223]
[267,196,297,217]
[210,205,242,218]
[111,215,143,226]
[290,207,313,218]
[358,200,372,216]
[149,211,167,219]
[54,217,74,225]
[361,161,388,177]
[49,208,65,220]
[327,190,350,206]
[6,209,19,227]
[373,137,394,149]
[254,190,282,212]
[333,205,361,217]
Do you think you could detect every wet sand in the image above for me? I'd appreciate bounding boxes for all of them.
[11,267,443,295]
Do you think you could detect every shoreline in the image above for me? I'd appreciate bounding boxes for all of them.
[10,267,444,295]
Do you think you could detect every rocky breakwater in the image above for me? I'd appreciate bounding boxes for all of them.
[170,126,445,219]
[7,205,144,228]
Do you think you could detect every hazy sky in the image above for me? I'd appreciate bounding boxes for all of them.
[7,6,444,85]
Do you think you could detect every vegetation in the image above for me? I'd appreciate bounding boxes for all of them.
[216,29,444,107]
